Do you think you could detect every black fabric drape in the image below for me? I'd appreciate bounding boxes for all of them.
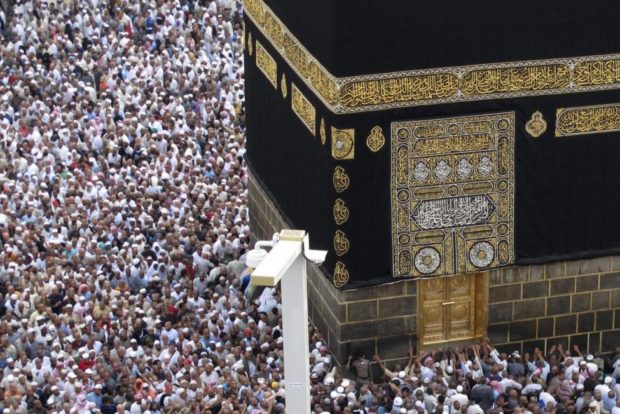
[246,18,620,289]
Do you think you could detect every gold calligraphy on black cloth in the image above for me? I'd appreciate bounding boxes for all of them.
[556,103,620,137]
[391,113,515,278]
[246,0,620,114]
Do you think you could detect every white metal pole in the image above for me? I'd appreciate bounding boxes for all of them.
[280,252,311,413]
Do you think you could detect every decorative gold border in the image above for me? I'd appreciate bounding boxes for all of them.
[255,40,277,89]
[246,0,620,114]
[556,103,620,137]
[291,83,316,135]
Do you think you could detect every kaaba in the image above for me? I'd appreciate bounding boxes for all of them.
[245,0,620,360]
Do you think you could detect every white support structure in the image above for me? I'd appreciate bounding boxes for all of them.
[249,230,325,414]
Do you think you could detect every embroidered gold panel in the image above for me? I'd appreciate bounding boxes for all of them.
[526,111,547,138]
[391,112,515,278]
[246,0,620,114]
[291,83,316,135]
[556,103,620,137]
[331,127,355,160]
[255,40,277,89]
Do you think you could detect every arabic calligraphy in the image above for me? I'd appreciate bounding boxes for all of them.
[333,166,350,193]
[366,126,385,152]
[245,0,620,113]
[255,41,277,89]
[333,198,350,225]
[291,83,316,135]
[391,113,515,278]
[525,111,547,138]
[334,230,350,257]
[460,65,571,96]
[556,103,620,137]
[412,196,495,231]
[413,134,494,156]
[333,262,350,288]
[331,128,355,160]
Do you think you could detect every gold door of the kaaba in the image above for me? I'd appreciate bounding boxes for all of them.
[418,273,488,348]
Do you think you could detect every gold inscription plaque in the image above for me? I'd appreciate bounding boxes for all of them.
[333,262,350,288]
[334,230,351,257]
[333,166,350,193]
[255,40,277,89]
[391,113,515,278]
[331,127,355,160]
[366,126,386,152]
[291,83,316,135]
[526,111,547,138]
[556,103,620,137]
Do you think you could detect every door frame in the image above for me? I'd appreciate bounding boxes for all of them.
[416,272,488,350]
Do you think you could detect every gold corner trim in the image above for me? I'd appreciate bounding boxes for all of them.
[320,119,327,145]
[333,261,350,288]
[246,0,620,114]
[525,111,547,138]
[334,230,350,257]
[331,127,355,160]
[291,83,316,135]
[556,103,620,137]
[366,126,386,152]
[281,73,288,98]
[333,166,350,193]
[255,40,277,89]
[247,32,253,56]
[333,198,350,225]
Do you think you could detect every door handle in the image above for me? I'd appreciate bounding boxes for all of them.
[442,301,455,306]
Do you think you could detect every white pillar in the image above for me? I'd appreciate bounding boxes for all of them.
[280,253,311,412]
[250,230,323,414]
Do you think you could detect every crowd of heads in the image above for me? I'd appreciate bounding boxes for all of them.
[0,0,301,412]
[3,0,620,414]
[310,341,620,414]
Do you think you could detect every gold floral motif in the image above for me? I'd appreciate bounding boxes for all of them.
[319,119,326,145]
[391,113,515,278]
[333,198,350,225]
[246,0,620,113]
[331,127,355,160]
[333,230,350,257]
[255,41,277,89]
[280,73,288,98]
[247,32,253,56]
[333,262,350,288]
[525,111,547,138]
[332,166,350,193]
[291,83,316,135]
[366,126,386,152]
[556,103,620,137]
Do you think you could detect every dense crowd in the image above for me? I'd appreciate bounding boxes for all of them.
[0,0,291,412]
[2,0,620,414]
[330,341,620,414]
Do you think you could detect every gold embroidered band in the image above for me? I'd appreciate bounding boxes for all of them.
[246,0,620,114]
[556,103,620,137]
